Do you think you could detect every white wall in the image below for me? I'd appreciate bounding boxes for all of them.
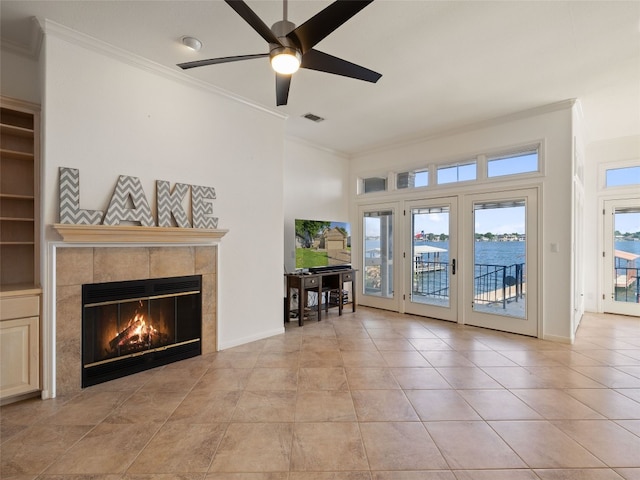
[584,134,640,312]
[349,103,575,342]
[283,138,350,274]
[41,25,286,356]
[0,48,40,103]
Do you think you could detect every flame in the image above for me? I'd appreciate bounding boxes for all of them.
[111,310,160,351]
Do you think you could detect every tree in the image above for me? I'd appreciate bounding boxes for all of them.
[295,220,330,248]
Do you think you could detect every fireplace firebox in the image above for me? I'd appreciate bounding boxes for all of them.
[82,275,202,388]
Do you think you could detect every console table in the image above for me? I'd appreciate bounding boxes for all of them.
[285,269,356,326]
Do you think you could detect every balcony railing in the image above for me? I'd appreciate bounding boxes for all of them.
[413,261,525,309]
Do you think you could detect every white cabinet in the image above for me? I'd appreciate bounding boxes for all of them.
[0,290,40,401]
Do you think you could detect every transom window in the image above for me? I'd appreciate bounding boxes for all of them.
[605,165,640,188]
[437,162,476,185]
[488,150,538,177]
[357,143,542,195]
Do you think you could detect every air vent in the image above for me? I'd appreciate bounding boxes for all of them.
[302,113,325,123]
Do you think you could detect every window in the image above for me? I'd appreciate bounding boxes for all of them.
[415,170,428,187]
[362,176,387,193]
[488,150,538,178]
[397,169,428,189]
[606,166,640,188]
[437,162,476,185]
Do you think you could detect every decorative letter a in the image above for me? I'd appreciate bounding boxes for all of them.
[103,175,155,226]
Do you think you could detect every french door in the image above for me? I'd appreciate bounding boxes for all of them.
[359,205,399,311]
[603,198,640,316]
[464,189,538,336]
[404,197,458,321]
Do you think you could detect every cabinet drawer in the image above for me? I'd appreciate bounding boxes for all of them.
[0,295,39,321]
[342,272,354,282]
[303,276,319,287]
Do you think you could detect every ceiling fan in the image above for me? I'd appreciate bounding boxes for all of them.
[177,0,382,106]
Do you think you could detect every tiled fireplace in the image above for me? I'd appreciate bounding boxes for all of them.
[55,245,217,396]
[81,274,203,387]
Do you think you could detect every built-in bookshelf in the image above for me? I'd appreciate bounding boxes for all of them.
[0,96,41,403]
[0,96,40,288]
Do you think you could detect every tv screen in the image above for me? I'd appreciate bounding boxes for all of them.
[295,219,351,271]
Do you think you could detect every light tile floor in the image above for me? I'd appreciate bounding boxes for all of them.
[2,308,640,479]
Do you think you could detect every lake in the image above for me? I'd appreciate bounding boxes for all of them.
[364,239,640,268]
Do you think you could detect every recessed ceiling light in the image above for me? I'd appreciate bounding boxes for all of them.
[182,36,202,52]
[302,113,325,123]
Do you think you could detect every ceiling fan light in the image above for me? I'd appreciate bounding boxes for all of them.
[270,47,301,75]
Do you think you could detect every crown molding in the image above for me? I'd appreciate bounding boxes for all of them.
[285,135,349,159]
[38,19,287,121]
[0,16,43,59]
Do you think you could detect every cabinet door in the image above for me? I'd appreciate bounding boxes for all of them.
[0,316,39,398]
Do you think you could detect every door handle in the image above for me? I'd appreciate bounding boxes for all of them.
[452,259,456,275]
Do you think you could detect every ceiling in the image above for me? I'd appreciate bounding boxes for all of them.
[1,0,639,156]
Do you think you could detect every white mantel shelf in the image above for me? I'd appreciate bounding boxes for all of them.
[52,224,228,244]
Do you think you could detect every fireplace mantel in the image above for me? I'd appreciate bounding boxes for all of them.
[52,224,228,244]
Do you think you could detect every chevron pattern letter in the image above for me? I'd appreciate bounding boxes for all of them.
[157,181,191,228]
[192,185,218,229]
[58,167,104,224]
[103,175,155,226]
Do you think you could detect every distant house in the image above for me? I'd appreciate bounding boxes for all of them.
[321,227,348,250]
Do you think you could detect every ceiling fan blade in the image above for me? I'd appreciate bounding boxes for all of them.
[288,0,373,53]
[276,73,292,106]
[225,0,282,46]
[301,49,381,83]
[178,53,268,70]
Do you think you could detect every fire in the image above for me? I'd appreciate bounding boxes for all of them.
[116,313,159,347]
[108,305,160,353]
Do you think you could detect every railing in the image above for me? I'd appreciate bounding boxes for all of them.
[413,260,526,309]
[614,267,640,303]
[474,263,524,309]
[413,260,449,298]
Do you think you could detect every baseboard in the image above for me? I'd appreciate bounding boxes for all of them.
[218,327,285,351]
[542,333,573,344]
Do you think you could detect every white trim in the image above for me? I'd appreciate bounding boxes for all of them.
[542,333,572,344]
[285,136,348,159]
[218,327,285,351]
[41,242,57,399]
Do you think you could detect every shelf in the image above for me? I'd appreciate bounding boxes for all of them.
[0,242,35,245]
[0,193,34,200]
[52,224,228,244]
[0,284,41,296]
[0,217,34,222]
[0,149,34,161]
[0,123,33,137]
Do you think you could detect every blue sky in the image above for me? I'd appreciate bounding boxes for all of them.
[615,212,640,234]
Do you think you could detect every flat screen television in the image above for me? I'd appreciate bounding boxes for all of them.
[295,219,351,272]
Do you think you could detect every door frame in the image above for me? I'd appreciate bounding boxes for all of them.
[602,197,640,316]
[403,196,458,322]
[357,202,401,312]
[462,187,540,337]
